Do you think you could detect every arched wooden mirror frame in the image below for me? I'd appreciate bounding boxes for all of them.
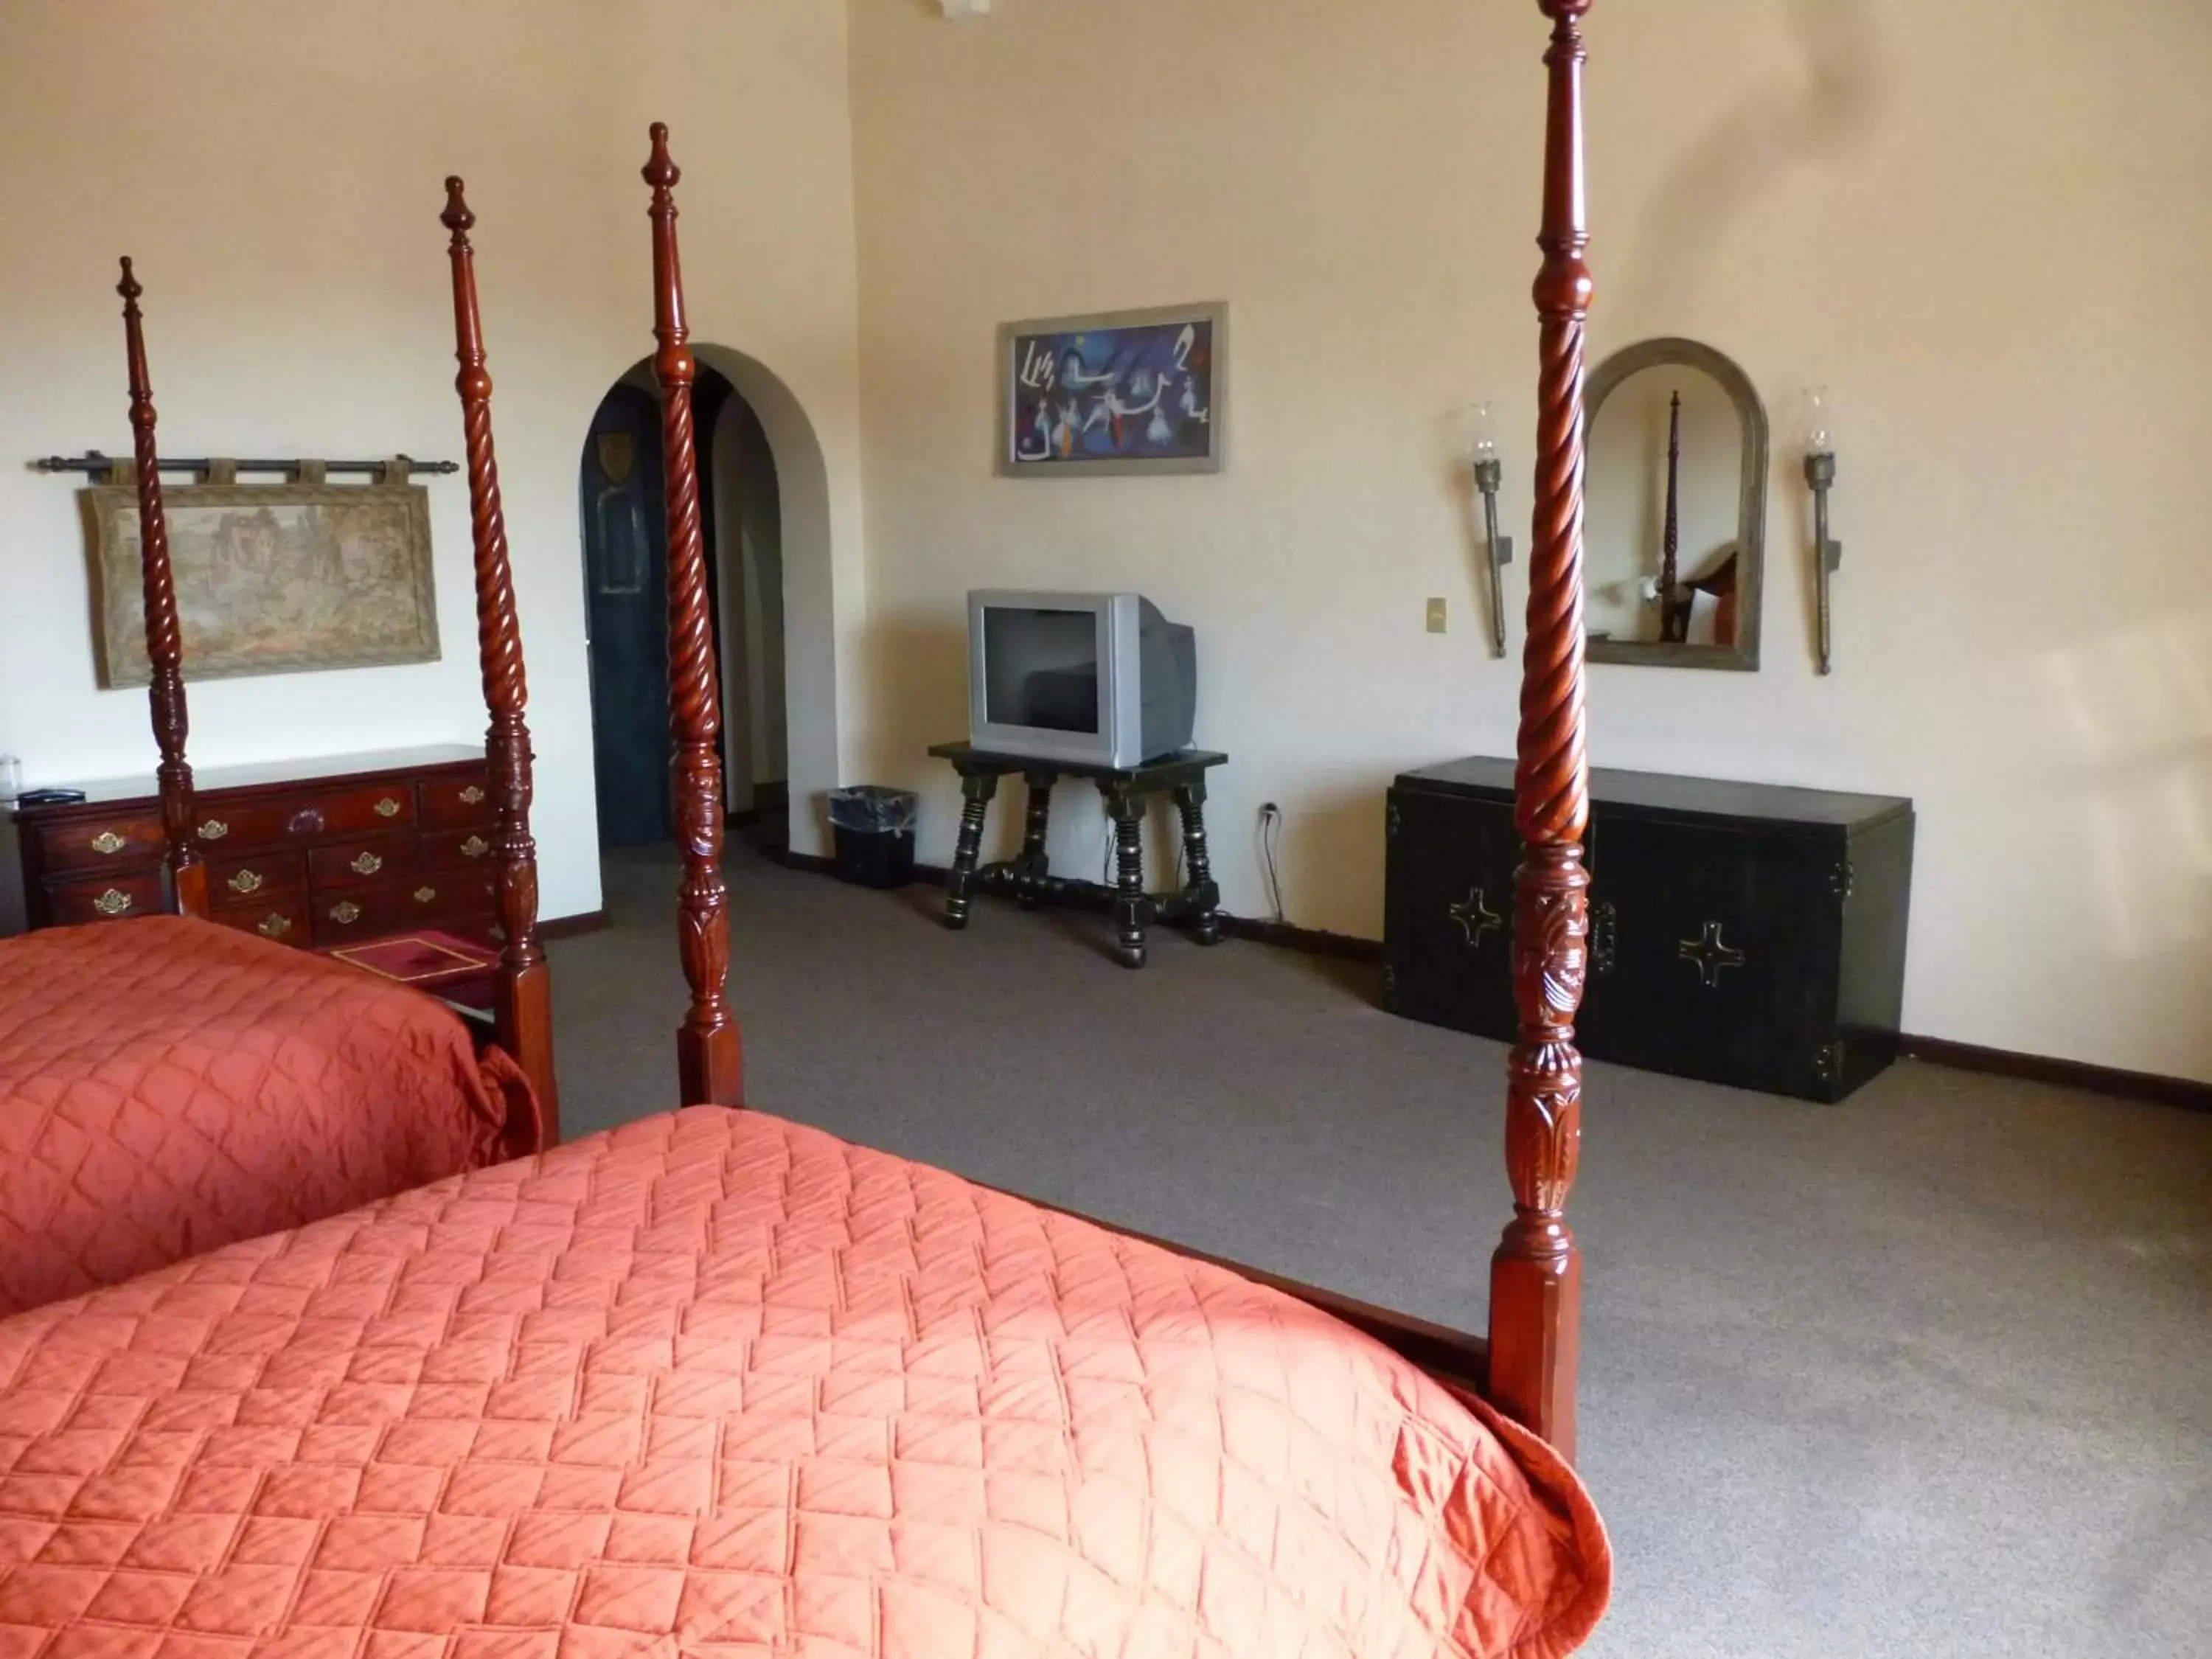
[1584,335,1769,672]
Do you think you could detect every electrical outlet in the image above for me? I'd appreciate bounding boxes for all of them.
[1426,597,1448,633]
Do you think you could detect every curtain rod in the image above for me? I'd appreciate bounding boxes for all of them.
[32,451,459,479]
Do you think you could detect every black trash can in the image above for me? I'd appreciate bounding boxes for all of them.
[827,786,919,889]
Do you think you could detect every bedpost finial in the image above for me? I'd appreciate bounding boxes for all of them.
[116,257,141,306]
[1537,0,1594,18]
[441,176,476,239]
[644,122,681,192]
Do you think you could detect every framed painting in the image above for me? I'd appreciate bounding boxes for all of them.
[998,302,1227,478]
[87,479,439,687]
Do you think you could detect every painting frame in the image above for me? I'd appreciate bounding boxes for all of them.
[86,479,440,688]
[997,302,1228,479]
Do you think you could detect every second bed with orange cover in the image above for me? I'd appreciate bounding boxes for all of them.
[0,916,538,1318]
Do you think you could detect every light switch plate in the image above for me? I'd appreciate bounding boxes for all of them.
[1426,597,1447,633]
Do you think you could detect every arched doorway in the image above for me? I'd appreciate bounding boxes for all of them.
[579,362,787,852]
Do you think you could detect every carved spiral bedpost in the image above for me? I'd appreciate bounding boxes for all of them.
[1489,0,1596,1463]
[116,260,208,921]
[644,123,743,1107]
[441,179,560,1141]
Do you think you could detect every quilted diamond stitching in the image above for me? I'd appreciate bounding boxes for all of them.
[0,1107,1607,1655]
[0,919,535,1318]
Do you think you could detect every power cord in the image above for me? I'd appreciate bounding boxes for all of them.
[1256,801,1286,924]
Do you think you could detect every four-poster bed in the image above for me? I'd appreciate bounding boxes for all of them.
[0,200,560,1316]
[0,4,1609,1649]
[118,258,209,926]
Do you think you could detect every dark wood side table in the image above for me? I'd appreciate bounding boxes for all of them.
[927,742,1228,968]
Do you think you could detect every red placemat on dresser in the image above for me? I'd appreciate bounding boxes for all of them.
[321,931,499,1009]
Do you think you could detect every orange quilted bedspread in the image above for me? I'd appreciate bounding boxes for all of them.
[0,917,539,1319]
[0,1107,1608,1656]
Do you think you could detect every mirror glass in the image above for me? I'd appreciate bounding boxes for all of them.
[1582,338,1767,671]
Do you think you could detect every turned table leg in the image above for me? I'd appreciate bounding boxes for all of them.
[1105,784,1149,969]
[942,770,1000,930]
[1015,772,1055,910]
[1174,781,1224,945]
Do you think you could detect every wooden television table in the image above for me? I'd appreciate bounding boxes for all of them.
[928,742,1227,968]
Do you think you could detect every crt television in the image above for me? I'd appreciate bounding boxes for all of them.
[967,591,1197,769]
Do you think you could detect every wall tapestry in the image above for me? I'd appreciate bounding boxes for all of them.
[999,302,1226,477]
[87,462,439,686]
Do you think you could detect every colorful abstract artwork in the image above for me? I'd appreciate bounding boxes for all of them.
[999,303,1226,477]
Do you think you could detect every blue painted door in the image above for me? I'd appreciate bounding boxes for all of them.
[582,386,672,847]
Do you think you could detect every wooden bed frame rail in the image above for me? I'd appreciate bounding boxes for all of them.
[441,180,560,1138]
[115,260,207,922]
[638,0,1595,1460]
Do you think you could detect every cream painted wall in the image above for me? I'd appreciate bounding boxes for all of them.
[0,0,868,922]
[850,0,2212,1079]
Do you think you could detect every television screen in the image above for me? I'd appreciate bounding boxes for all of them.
[981,606,1099,735]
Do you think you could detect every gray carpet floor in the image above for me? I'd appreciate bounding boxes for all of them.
[551,842,2212,1658]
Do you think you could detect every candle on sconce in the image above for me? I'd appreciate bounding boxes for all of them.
[1467,401,1513,658]
[1801,386,1844,675]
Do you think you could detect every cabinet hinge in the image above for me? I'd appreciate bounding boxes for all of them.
[1813,1040,1846,1083]
[1387,803,1402,838]
[1591,901,1618,976]
[1831,860,1856,903]
[1382,963,1399,1006]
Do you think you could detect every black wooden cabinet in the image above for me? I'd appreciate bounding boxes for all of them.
[1384,758,1913,1102]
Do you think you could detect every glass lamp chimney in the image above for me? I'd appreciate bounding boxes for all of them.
[1801,386,1836,459]
[1470,400,1503,490]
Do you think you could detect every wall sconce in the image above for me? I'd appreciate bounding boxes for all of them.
[1468,401,1514,658]
[1801,386,1843,675]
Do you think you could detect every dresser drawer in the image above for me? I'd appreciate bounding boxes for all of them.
[32,815,166,877]
[309,836,420,889]
[190,801,296,854]
[312,873,493,945]
[282,785,418,842]
[423,827,498,871]
[44,871,167,925]
[208,901,310,947]
[406,871,495,926]
[422,772,495,830]
[210,852,307,904]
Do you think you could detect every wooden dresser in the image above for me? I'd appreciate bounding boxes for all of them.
[10,745,499,950]
[1385,758,1915,1102]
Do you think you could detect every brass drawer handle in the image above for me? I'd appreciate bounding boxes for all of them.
[350,852,384,876]
[374,797,403,818]
[460,835,490,860]
[90,830,127,856]
[228,869,265,895]
[198,819,229,842]
[257,914,292,940]
[94,888,133,917]
[329,901,363,925]
[413,886,438,905]
[288,808,326,836]
[459,785,486,806]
